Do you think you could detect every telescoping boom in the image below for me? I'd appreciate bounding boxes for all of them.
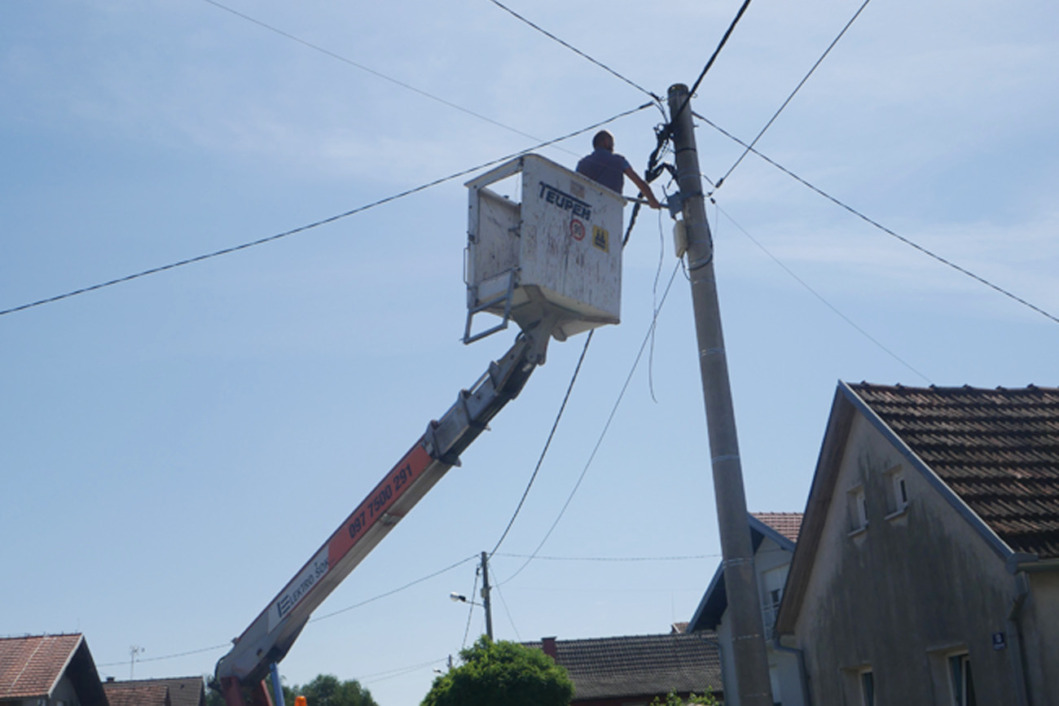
[214,328,551,706]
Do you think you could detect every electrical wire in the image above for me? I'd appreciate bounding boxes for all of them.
[495,552,719,562]
[0,103,652,319]
[94,554,480,671]
[715,0,873,188]
[491,581,521,642]
[488,330,593,558]
[497,260,683,587]
[712,200,933,383]
[201,0,574,154]
[488,0,661,103]
[668,0,755,131]
[694,110,1059,327]
[460,570,480,650]
[310,554,478,622]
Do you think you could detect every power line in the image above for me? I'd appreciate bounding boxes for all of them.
[711,201,933,384]
[95,555,479,670]
[669,0,755,130]
[498,261,684,586]
[488,330,593,558]
[488,0,661,103]
[694,110,1059,326]
[0,103,652,319]
[310,554,478,622]
[495,552,718,562]
[201,0,569,152]
[715,0,873,188]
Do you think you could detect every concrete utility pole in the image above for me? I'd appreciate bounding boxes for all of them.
[480,551,494,641]
[667,83,774,706]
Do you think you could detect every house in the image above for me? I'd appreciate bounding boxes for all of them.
[687,513,806,706]
[776,383,1059,705]
[103,678,205,706]
[526,632,723,705]
[0,634,108,706]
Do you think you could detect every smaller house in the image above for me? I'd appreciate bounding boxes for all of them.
[688,513,805,706]
[0,634,108,706]
[103,678,205,706]
[526,632,722,705]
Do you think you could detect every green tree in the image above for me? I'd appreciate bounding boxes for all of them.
[649,690,720,706]
[421,636,574,706]
[286,674,377,706]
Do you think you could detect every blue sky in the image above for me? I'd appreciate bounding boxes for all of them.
[2,1,1057,705]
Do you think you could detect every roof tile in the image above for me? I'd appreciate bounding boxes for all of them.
[851,383,1059,559]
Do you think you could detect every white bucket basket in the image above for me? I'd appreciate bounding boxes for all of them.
[463,154,625,343]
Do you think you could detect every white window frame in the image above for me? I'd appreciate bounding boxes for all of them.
[949,653,976,706]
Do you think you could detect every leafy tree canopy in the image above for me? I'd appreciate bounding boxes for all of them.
[285,674,377,706]
[421,636,574,706]
[649,690,720,706]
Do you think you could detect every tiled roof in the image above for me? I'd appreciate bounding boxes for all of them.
[104,682,170,706]
[104,678,203,706]
[525,632,721,700]
[0,634,85,700]
[850,383,1059,559]
[752,512,803,543]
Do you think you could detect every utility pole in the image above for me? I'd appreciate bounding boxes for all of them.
[667,83,774,706]
[480,551,494,641]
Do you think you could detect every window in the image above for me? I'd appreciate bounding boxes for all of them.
[859,669,875,706]
[884,465,910,517]
[848,486,868,532]
[759,566,788,634]
[950,653,977,706]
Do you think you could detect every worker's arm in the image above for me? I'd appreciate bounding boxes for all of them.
[624,167,661,209]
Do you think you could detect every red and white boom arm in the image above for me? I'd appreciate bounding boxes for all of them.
[214,327,551,706]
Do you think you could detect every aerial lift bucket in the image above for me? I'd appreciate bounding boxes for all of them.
[463,154,625,344]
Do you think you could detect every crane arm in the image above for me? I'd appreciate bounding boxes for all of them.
[214,326,551,706]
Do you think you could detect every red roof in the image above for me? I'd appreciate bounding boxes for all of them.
[850,383,1059,559]
[0,634,85,700]
[752,512,803,543]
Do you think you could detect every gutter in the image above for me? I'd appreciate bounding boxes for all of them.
[772,637,812,706]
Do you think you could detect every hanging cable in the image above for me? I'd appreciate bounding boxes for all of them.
[695,110,1059,327]
[715,0,873,188]
[1,103,653,319]
[497,261,683,586]
[488,0,661,103]
[713,200,933,383]
[202,0,578,155]
[489,330,593,558]
[460,569,480,649]
[668,0,755,134]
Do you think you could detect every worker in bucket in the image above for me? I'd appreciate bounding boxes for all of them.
[576,130,662,210]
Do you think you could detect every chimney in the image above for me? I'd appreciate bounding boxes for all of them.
[541,636,557,660]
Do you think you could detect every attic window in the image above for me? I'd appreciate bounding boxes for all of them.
[848,486,868,533]
[884,465,910,518]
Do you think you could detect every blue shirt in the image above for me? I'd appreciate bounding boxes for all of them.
[576,148,631,194]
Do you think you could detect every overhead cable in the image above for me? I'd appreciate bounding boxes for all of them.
[310,553,478,622]
[489,330,593,558]
[202,0,564,151]
[712,201,933,383]
[0,103,652,319]
[715,0,873,188]
[669,0,755,129]
[498,261,684,586]
[488,0,661,103]
[695,111,1059,326]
